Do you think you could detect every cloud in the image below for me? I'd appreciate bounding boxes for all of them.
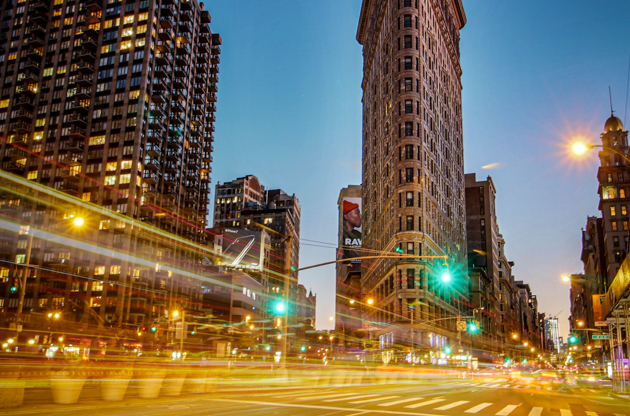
[481,162,501,169]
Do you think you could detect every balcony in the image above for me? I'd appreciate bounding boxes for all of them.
[198,43,209,54]
[15,108,33,122]
[59,169,81,182]
[181,0,192,10]
[78,60,95,73]
[149,103,166,118]
[146,130,163,144]
[15,96,34,109]
[69,112,88,125]
[8,134,28,146]
[59,183,79,196]
[64,140,85,154]
[146,143,162,158]
[145,159,161,171]
[157,41,172,53]
[0,202,20,212]
[192,94,205,104]
[5,147,27,159]
[160,16,174,30]
[161,199,176,212]
[75,48,96,61]
[85,0,103,11]
[25,46,44,60]
[211,55,220,64]
[165,150,179,160]
[169,114,183,125]
[208,92,217,102]
[180,9,193,22]
[174,66,188,78]
[85,10,102,25]
[183,202,198,213]
[142,171,159,185]
[61,152,84,166]
[202,152,212,163]
[167,138,182,150]
[26,32,45,47]
[163,174,177,186]
[190,114,202,126]
[149,117,165,130]
[10,121,30,133]
[160,4,175,16]
[151,90,168,104]
[154,65,172,79]
[69,126,87,140]
[3,161,26,174]
[152,79,168,91]
[165,162,180,173]
[173,77,186,90]
[170,100,184,113]
[79,33,98,50]
[16,83,38,95]
[198,33,210,44]
[76,73,93,86]
[72,99,90,113]
[178,22,192,33]
[155,51,171,66]
[31,0,50,13]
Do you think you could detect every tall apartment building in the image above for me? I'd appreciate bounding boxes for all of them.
[0,0,220,331]
[595,115,629,282]
[357,0,467,348]
[213,175,266,229]
[544,317,560,353]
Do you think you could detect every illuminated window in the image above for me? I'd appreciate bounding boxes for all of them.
[82,192,91,201]
[138,12,148,21]
[43,68,54,77]
[612,221,618,231]
[27,171,38,180]
[92,281,104,291]
[120,40,133,50]
[135,38,145,47]
[624,221,629,231]
[16,254,26,264]
[611,206,617,216]
[89,135,106,145]
[104,176,116,185]
[136,24,147,34]
[123,15,135,24]
[122,27,134,37]
[90,297,101,307]
[623,206,627,215]
[621,189,626,199]
[106,162,117,171]
[110,265,121,274]
[264,217,273,224]
[607,189,615,199]
[99,220,110,230]
[94,266,105,275]
[120,160,132,170]
[119,174,131,184]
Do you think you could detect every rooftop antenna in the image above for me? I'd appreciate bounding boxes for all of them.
[609,86,614,116]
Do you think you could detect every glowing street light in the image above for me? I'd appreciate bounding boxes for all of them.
[349,299,355,305]
[577,320,585,327]
[523,341,529,347]
[172,310,179,317]
[367,298,374,305]
[512,333,518,340]
[72,217,85,227]
[7,338,14,344]
[28,339,35,345]
[245,315,251,322]
[561,275,571,283]
[572,143,588,154]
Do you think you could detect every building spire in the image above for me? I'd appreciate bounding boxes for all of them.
[610,86,615,116]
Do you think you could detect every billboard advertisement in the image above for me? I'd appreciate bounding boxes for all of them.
[221,229,264,271]
[340,197,362,263]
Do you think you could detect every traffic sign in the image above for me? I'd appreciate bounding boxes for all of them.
[592,334,609,340]
[456,321,467,331]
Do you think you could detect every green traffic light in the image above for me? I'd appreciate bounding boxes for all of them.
[467,322,479,333]
[395,247,404,254]
[191,331,195,335]
[275,302,286,313]
[150,326,157,333]
[444,346,452,354]
[300,345,306,352]
[265,345,271,351]
[441,272,451,283]
[10,286,17,293]
[568,334,578,344]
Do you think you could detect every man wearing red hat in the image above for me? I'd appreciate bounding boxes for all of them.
[342,199,362,261]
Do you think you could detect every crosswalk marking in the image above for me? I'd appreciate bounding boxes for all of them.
[435,401,470,410]
[495,404,519,415]
[405,398,446,409]
[324,394,378,402]
[349,396,400,404]
[296,393,356,401]
[465,403,493,414]
[559,410,572,416]
[528,407,543,416]
[378,397,424,407]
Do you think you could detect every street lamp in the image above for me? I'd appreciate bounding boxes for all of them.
[367,298,374,305]
[572,142,630,164]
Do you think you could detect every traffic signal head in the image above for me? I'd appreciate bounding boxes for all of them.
[467,321,479,333]
[275,301,286,313]
[10,285,17,293]
[441,272,451,283]
[444,345,452,354]
[265,345,271,351]
[150,325,157,333]
[395,247,404,254]
[300,345,306,352]
[568,334,578,344]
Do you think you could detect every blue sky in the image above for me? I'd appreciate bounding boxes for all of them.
[203,1,630,338]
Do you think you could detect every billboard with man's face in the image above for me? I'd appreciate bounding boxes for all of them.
[340,197,362,263]
[221,229,264,271]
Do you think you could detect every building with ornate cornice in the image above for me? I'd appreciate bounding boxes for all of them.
[357,0,467,351]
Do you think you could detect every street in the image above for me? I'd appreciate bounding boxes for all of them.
[3,377,628,416]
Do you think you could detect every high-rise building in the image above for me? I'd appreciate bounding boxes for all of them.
[595,115,629,282]
[0,0,220,330]
[357,0,467,347]
[544,317,560,353]
[213,175,266,229]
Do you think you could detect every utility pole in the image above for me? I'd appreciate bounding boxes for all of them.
[16,229,34,338]
[180,310,185,360]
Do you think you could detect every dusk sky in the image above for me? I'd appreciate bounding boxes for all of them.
[203,0,630,338]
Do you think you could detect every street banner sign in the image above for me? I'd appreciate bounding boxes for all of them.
[456,321,466,331]
[592,334,609,340]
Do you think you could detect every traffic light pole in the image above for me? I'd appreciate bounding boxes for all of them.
[280,235,291,368]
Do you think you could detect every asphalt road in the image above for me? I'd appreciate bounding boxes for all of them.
[3,378,629,416]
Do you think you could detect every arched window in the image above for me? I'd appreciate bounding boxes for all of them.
[620,189,626,199]
[608,189,616,199]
